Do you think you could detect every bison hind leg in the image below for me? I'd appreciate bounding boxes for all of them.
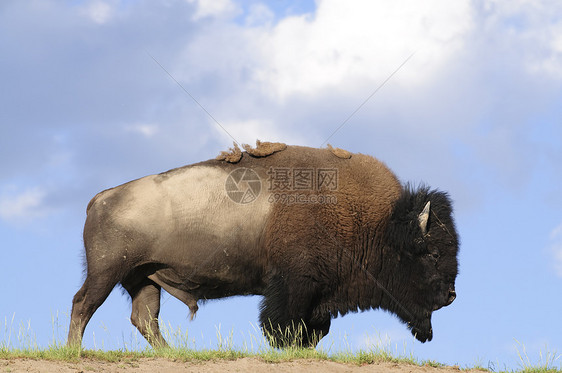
[122,277,168,349]
[68,273,120,347]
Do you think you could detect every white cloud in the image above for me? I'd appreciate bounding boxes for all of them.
[480,0,562,78]
[84,1,114,24]
[176,0,474,96]
[173,0,479,145]
[244,3,275,27]
[178,0,562,104]
[186,0,238,20]
[0,187,48,222]
[252,0,473,99]
[530,22,562,78]
[161,0,562,194]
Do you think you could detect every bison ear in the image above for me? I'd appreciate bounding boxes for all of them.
[418,201,430,235]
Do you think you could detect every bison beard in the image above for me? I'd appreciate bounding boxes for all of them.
[67,144,459,349]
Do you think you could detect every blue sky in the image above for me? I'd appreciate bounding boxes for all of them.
[1,0,562,369]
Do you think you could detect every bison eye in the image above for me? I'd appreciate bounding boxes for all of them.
[429,252,440,260]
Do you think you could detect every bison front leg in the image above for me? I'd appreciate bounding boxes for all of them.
[260,309,330,349]
[259,273,328,348]
[303,317,331,347]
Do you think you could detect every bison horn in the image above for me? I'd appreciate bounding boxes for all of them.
[418,201,430,235]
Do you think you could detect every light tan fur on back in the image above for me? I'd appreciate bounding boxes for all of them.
[216,140,287,163]
[216,142,243,163]
[243,140,287,157]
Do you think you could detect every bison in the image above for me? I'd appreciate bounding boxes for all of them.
[68,142,459,348]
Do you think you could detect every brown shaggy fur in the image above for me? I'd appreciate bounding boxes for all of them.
[215,142,243,163]
[243,140,287,157]
[326,144,352,159]
[209,145,406,345]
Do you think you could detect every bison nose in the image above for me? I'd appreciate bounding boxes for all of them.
[446,290,456,305]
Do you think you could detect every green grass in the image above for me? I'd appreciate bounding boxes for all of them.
[0,313,440,367]
[1,314,561,373]
[0,344,437,367]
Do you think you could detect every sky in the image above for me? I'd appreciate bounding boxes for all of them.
[1,0,562,369]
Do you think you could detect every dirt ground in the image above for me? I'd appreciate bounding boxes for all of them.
[0,358,484,373]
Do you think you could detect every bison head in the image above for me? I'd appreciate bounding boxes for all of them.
[383,186,459,342]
